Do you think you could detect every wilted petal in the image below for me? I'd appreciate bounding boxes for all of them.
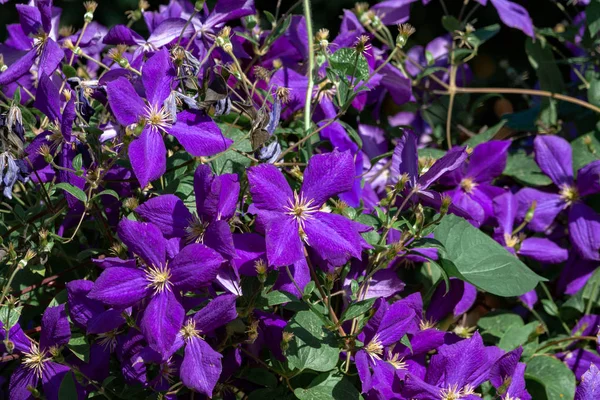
[40,305,70,351]
[193,294,238,333]
[170,243,224,291]
[180,337,222,397]
[106,77,145,126]
[300,150,355,207]
[142,48,175,106]
[519,237,568,264]
[88,267,149,308]
[169,110,232,156]
[136,194,192,238]
[247,164,293,212]
[534,135,574,186]
[118,218,166,267]
[141,290,184,355]
[569,203,600,261]
[128,127,166,188]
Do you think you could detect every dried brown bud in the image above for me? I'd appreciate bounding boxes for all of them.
[275,87,291,104]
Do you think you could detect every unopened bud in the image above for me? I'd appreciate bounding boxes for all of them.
[4,340,14,354]
[275,87,291,104]
[396,173,410,192]
[440,195,452,216]
[0,54,6,72]
[255,259,267,283]
[525,201,537,223]
[245,14,258,29]
[38,144,53,163]
[194,0,205,11]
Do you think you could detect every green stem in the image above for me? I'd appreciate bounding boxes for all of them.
[302,0,315,133]
[540,282,571,335]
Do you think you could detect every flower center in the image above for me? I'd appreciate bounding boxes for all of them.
[33,32,48,55]
[439,384,480,400]
[559,184,579,206]
[185,214,208,243]
[145,264,172,294]
[460,177,477,194]
[22,344,50,378]
[419,318,436,330]
[453,324,476,338]
[98,329,121,351]
[284,192,319,228]
[180,319,201,341]
[386,351,407,370]
[364,334,384,361]
[144,103,173,133]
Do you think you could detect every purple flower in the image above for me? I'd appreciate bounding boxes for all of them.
[392,130,470,218]
[490,347,531,400]
[576,363,600,400]
[403,332,504,399]
[494,191,568,264]
[476,0,535,38]
[426,278,477,323]
[88,218,224,355]
[443,140,510,226]
[247,150,371,267]
[9,305,71,400]
[106,48,232,187]
[516,135,600,261]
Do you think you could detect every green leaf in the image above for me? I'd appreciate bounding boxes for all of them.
[294,372,362,400]
[72,154,83,171]
[478,311,524,338]
[588,77,600,107]
[266,290,298,306]
[441,16,461,33]
[92,189,120,201]
[263,10,276,24]
[304,281,316,297]
[341,298,376,322]
[68,333,90,362]
[433,214,545,297]
[572,130,600,172]
[464,121,506,147]
[329,48,370,82]
[285,308,340,372]
[503,150,553,187]
[541,299,559,317]
[339,121,363,149]
[587,0,600,37]
[0,305,22,330]
[54,183,87,203]
[498,321,539,351]
[62,64,78,79]
[400,334,413,354]
[525,356,576,400]
[59,373,78,399]
[467,24,500,48]
[269,14,292,44]
[418,148,446,160]
[212,124,252,175]
[242,368,278,388]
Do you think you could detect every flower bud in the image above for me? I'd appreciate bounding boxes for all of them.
[4,339,14,354]
[396,23,415,49]
[194,0,205,11]
[255,259,267,283]
[281,331,294,352]
[83,1,98,23]
[524,201,537,223]
[0,54,7,72]
[440,195,452,216]
[216,27,233,53]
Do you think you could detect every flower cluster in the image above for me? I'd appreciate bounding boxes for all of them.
[1,0,600,399]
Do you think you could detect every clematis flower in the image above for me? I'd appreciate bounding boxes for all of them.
[426,278,477,324]
[494,191,568,264]
[475,0,535,38]
[88,218,224,355]
[0,0,64,87]
[576,364,600,400]
[247,150,371,267]
[392,130,470,218]
[443,140,510,226]
[489,347,531,400]
[106,48,231,187]
[168,294,238,397]
[516,135,600,261]
[9,305,71,400]
[403,332,503,399]
[355,297,416,393]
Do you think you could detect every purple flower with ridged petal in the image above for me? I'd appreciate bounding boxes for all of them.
[490,347,531,400]
[476,0,535,37]
[355,298,415,393]
[494,191,568,264]
[88,218,224,355]
[9,305,71,400]
[166,294,238,397]
[392,130,470,218]
[0,0,64,87]
[426,278,477,323]
[402,332,503,399]
[106,48,232,187]
[516,135,600,261]
[443,140,510,226]
[576,363,600,400]
[247,150,371,267]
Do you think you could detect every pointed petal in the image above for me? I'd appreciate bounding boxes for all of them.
[66,280,104,330]
[88,267,149,308]
[355,350,373,393]
[106,77,146,126]
[534,135,574,186]
[169,111,232,156]
[273,258,310,297]
[103,24,144,45]
[490,0,535,37]
[569,203,600,261]
[9,365,38,400]
[141,290,184,355]
[247,164,293,212]
[0,48,37,86]
[516,188,565,232]
[128,128,166,188]
[41,362,70,400]
[380,62,412,104]
[262,212,304,267]
[203,220,237,260]
[467,140,511,182]
[181,337,222,397]
[136,194,192,238]
[38,39,64,78]
[118,218,166,267]
[300,150,355,208]
[87,309,127,335]
[490,347,523,388]
[170,243,224,291]
[142,48,175,106]
[16,4,43,35]
[391,130,419,186]
[419,147,468,189]
[233,233,267,275]
[577,160,600,197]
[519,238,568,264]
[194,165,240,221]
[193,294,238,333]
[92,257,136,270]
[493,191,517,235]
[147,18,194,48]
[34,73,61,122]
[40,305,70,351]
